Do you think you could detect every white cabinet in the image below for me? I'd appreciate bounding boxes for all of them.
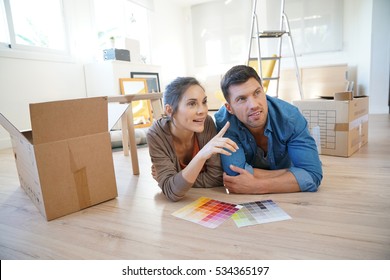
[84,60,161,97]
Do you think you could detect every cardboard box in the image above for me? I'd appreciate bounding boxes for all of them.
[293,96,369,157]
[103,48,130,61]
[0,97,118,220]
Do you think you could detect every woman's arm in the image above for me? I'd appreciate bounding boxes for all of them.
[147,118,237,201]
[182,120,238,186]
[147,121,192,201]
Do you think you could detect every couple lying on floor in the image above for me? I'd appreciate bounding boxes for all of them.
[147,65,323,202]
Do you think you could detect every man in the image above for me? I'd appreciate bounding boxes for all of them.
[214,65,322,194]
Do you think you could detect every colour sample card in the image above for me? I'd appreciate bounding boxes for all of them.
[232,200,291,227]
[231,206,259,228]
[172,197,241,229]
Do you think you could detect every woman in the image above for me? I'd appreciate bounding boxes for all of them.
[147,77,238,201]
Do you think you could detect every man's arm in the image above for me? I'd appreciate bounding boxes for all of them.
[220,139,251,176]
[215,107,253,176]
[284,114,323,192]
[223,165,300,194]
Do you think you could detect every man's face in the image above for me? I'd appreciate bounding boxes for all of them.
[225,77,268,132]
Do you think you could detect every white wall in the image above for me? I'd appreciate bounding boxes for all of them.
[345,0,372,97]
[0,57,87,149]
[184,0,390,113]
[0,0,94,149]
[150,1,189,88]
[0,0,188,149]
[0,0,389,149]
[369,0,390,114]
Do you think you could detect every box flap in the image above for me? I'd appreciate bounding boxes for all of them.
[348,96,369,121]
[0,113,30,143]
[334,91,353,101]
[30,97,108,144]
[107,103,129,130]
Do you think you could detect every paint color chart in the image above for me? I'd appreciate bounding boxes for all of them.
[232,200,291,227]
[172,197,291,229]
[171,197,241,229]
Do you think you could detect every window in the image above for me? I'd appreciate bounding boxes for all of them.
[94,0,151,63]
[191,0,252,67]
[0,1,9,46]
[0,0,68,53]
[266,0,343,56]
[276,0,343,56]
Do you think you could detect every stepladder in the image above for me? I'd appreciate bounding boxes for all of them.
[247,0,303,99]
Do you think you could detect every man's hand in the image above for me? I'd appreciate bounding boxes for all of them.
[223,164,301,194]
[223,164,258,194]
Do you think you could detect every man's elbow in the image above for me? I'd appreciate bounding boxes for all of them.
[220,158,239,176]
[224,167,239,176]
[303,173,323,192]
[293,167,322,192]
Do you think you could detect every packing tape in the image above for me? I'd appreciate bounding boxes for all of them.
[334,114,369,131]
[334,91,353,101]
[69,148,91,209]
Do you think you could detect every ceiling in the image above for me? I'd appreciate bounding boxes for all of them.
[170,0,217,7]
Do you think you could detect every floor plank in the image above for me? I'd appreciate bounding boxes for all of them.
[0,114,389,259]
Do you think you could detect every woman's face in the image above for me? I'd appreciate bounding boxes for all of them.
[169,84,208,133]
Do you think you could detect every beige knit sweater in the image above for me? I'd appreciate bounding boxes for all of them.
[146,115,223,201]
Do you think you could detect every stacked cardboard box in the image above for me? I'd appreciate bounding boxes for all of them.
[293,96,369,157]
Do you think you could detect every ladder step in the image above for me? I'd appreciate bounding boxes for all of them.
[258,30,287,38]
[261,56,281,61]
[249,56,281,61]
[263,77,279,81]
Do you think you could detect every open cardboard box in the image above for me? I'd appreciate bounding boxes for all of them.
[0,97,119,220]
[293,96,369,157]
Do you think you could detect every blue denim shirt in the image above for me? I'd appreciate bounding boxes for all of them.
[214,95,322,192]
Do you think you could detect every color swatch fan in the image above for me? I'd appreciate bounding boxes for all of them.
[172,197,241,229]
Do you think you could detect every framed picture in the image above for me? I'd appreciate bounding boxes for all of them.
[131,72,161,93]
[119,78,153,128]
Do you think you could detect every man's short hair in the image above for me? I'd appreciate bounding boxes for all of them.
[220,65,262,102]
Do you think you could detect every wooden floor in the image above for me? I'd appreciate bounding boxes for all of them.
[0,114,389,260]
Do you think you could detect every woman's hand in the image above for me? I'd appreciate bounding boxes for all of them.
[198,121,238,160]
